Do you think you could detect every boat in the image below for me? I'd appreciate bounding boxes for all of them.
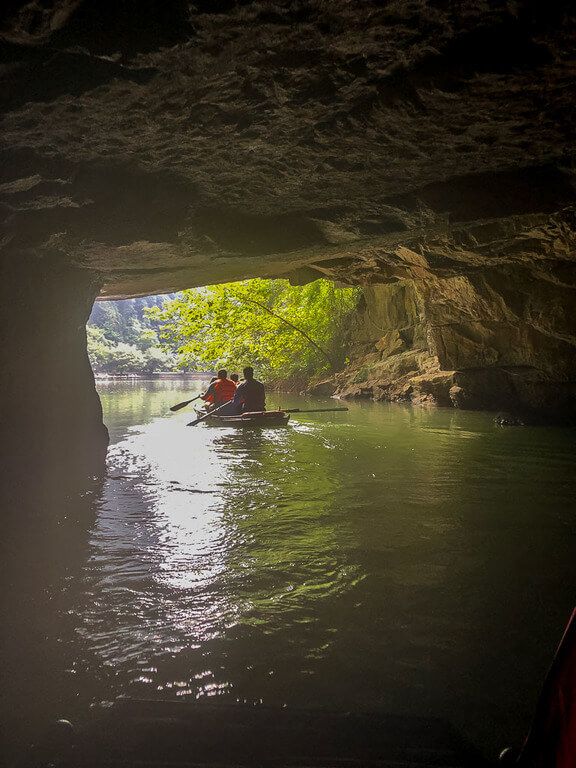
[194,407,290,427]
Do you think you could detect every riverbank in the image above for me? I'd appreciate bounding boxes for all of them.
[94,371,213,381]
[307,356,576,425]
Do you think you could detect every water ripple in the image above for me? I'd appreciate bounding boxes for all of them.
[64,383,576,756]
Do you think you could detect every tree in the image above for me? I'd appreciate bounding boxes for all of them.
[88,294,181,374]
[86,325,115,369]
[142,347,176,374]
[89,302,123,342]
[147,278,359,380]
[101,343,145,374]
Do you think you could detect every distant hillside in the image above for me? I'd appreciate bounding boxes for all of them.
[89,295,176,342]
[87,296,181,375]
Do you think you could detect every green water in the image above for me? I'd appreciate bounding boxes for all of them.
[11,380,576,760]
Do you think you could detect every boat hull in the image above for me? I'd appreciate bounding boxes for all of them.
[195,408,290,427]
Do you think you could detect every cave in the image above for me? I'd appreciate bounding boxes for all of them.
[1,1,575,498]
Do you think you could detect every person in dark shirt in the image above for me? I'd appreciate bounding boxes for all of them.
[233,366,265,413]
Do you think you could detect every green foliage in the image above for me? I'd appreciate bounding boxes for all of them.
[147,278,360,379]
[142,347,175,374]
[86,325,115,369]
[104,342,146,374]
[87,296,179,374]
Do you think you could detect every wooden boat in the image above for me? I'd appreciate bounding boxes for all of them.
[194,407,290,427]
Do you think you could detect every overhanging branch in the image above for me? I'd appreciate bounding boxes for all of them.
[231,294,337,371]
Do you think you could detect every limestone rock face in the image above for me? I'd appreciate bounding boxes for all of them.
[1,2,574,292]
[330,282,454,407]
[0,256,109,514]
[0,0,575,454]
[329,208,576,418]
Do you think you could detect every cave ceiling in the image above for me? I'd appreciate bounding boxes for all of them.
[0,0,575,298]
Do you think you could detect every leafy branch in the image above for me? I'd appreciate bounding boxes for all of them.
[230,294,338,370]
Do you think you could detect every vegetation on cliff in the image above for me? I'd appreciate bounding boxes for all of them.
[147,279,360,381]
[88,296,179,374]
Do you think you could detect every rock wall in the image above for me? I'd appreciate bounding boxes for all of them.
[329,207,576,420]
[328,282,454,406]
[1,2,574,299]
[0,254,109,514]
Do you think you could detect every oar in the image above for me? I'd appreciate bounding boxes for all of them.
[187,398,235,426]
[284,407,349,414]
[170,394,203,412]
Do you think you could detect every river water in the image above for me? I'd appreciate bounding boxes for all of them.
[4,380,576,761]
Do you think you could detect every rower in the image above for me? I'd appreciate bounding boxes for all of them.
[230,373,240,384]
[202,376,217,406]
[201,370,237,414]
[233,366,265,413]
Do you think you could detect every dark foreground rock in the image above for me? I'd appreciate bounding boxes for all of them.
[0,255,109,516]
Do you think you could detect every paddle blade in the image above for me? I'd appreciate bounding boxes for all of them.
[170,395,200,412]
[170,400,192,412]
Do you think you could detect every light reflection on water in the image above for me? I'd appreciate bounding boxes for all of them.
[72,380,576,756]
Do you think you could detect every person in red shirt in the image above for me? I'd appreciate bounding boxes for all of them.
[201,370,237,414]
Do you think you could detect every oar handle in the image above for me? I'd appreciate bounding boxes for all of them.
[285,407,348,414]
[187,398,235,426]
